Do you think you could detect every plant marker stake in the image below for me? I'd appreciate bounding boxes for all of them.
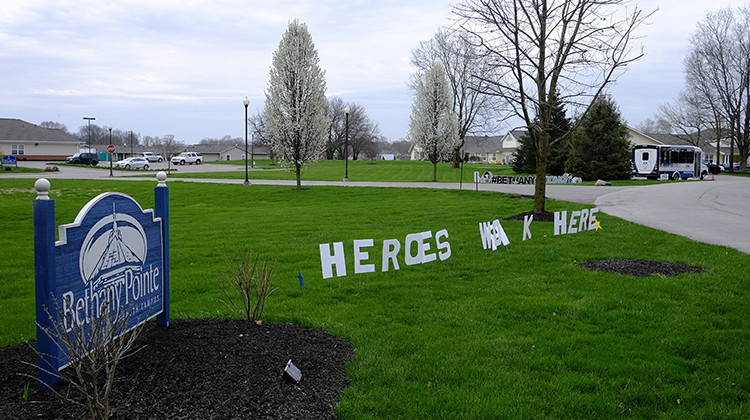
[298,269,305,290]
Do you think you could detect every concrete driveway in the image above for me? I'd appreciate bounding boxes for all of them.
[594,176,750,254]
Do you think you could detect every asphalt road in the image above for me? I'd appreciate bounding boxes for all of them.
[6,162,749,254]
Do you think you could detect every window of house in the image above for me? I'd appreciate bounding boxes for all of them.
[492,153,497,161]
[11,144,24,155]
[226,155,231,161]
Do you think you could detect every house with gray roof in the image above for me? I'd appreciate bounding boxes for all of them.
[0,118,80,160]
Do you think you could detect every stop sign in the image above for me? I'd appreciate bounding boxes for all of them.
[107,144,116,153]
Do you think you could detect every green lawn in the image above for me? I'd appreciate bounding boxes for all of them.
[1,178,747,418]
[172,159,664,185]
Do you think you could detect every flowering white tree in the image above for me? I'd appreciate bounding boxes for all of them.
[264,19,330,189]
[409,62,460,181]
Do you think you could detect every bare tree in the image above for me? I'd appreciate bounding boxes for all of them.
[657,90,713,147]
[685,6,750,172]
[248,112,268,148]
[636,117,672,135]
[40,121,69,132]
[326,96,347,160]
[153,134,184,172]
[411,29,503,168]
[347,103,382,160]
[454,0,651,213]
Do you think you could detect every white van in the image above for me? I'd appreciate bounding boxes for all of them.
[632,145,709,180]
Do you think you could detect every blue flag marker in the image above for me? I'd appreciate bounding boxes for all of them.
[298,269,305,290]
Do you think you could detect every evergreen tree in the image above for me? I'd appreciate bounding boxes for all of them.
[511,92,571,174]
[566,95,631,181]
[408,62,460,181]
[264,19,330,189]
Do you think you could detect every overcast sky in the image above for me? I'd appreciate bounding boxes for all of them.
[1,0,747,144]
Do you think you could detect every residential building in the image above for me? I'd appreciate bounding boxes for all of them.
[0,118,79,160]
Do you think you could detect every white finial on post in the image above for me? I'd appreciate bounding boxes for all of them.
[156,171,167,187]
[35,178,51,200]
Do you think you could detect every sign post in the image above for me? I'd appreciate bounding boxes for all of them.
[107,144,115,176]
[33,173,169,389]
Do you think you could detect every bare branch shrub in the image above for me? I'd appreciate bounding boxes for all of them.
[219,245,276,322]
[35,297,145,420]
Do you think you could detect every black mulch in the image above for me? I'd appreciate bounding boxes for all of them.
[0,318,354,419]
[578,258,704,277]
[503,210,556,222]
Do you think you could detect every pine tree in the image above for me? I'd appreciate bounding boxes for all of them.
[408,62,460,181]
[512,92,571,174]
[264,19,330,189]
[566,95,632,181]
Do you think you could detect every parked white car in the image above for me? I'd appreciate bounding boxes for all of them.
[138,152,164,162]
[115,157,150,170]
[171,152,202,165]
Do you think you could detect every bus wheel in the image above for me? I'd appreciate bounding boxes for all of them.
[672,172,681,180]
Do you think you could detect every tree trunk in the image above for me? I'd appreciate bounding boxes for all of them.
[451,137,466,169]
[295,165,302,189]
[433,162,438,182]
[533,131,550,214]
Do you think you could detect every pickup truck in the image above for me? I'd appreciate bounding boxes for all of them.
[171,152,202,165]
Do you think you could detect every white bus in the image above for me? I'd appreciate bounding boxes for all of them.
[632,145,709,180]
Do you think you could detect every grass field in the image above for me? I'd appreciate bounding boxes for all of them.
[167,159,662,186]
[1,178,747,418]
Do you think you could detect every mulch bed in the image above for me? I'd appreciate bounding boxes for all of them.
[578,258,704,277]
[503,210,556,222]
[0,318,354,419]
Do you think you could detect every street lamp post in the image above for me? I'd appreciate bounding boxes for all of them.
[344,107,350,181]
[108,125,113,177]
[243,96,250,186]
[83,117,95,151]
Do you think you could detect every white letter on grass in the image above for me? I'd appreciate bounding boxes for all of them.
[353,239,375,274]
[320,242,346,279]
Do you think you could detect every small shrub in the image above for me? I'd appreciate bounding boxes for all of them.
[34,298,144,420]
[219,246,276,322]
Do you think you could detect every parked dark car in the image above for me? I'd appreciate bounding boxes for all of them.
[66,152,99,166]
[703,161,722,175]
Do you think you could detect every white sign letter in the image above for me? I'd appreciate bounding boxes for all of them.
[523,214,533,241]
[353,239,375,274]
[554,211,567,235]
[435,229,451,261]
[421,231,437,263]
[382,239,401,272]
[319,242,346,279]
[405,232,424,265]
[568,211,580,234]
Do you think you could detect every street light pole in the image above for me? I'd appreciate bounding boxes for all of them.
[83,117,95,151]
[243,96,250,186]
[108,125,113,177]
[344,107,350,182]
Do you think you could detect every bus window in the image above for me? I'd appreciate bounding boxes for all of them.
[678,149,694,164]
[642,151,650,160]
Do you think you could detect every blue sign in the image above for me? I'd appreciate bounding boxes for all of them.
[1,155,17,166]
[54,193,164,359]
[34,177,170,389]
